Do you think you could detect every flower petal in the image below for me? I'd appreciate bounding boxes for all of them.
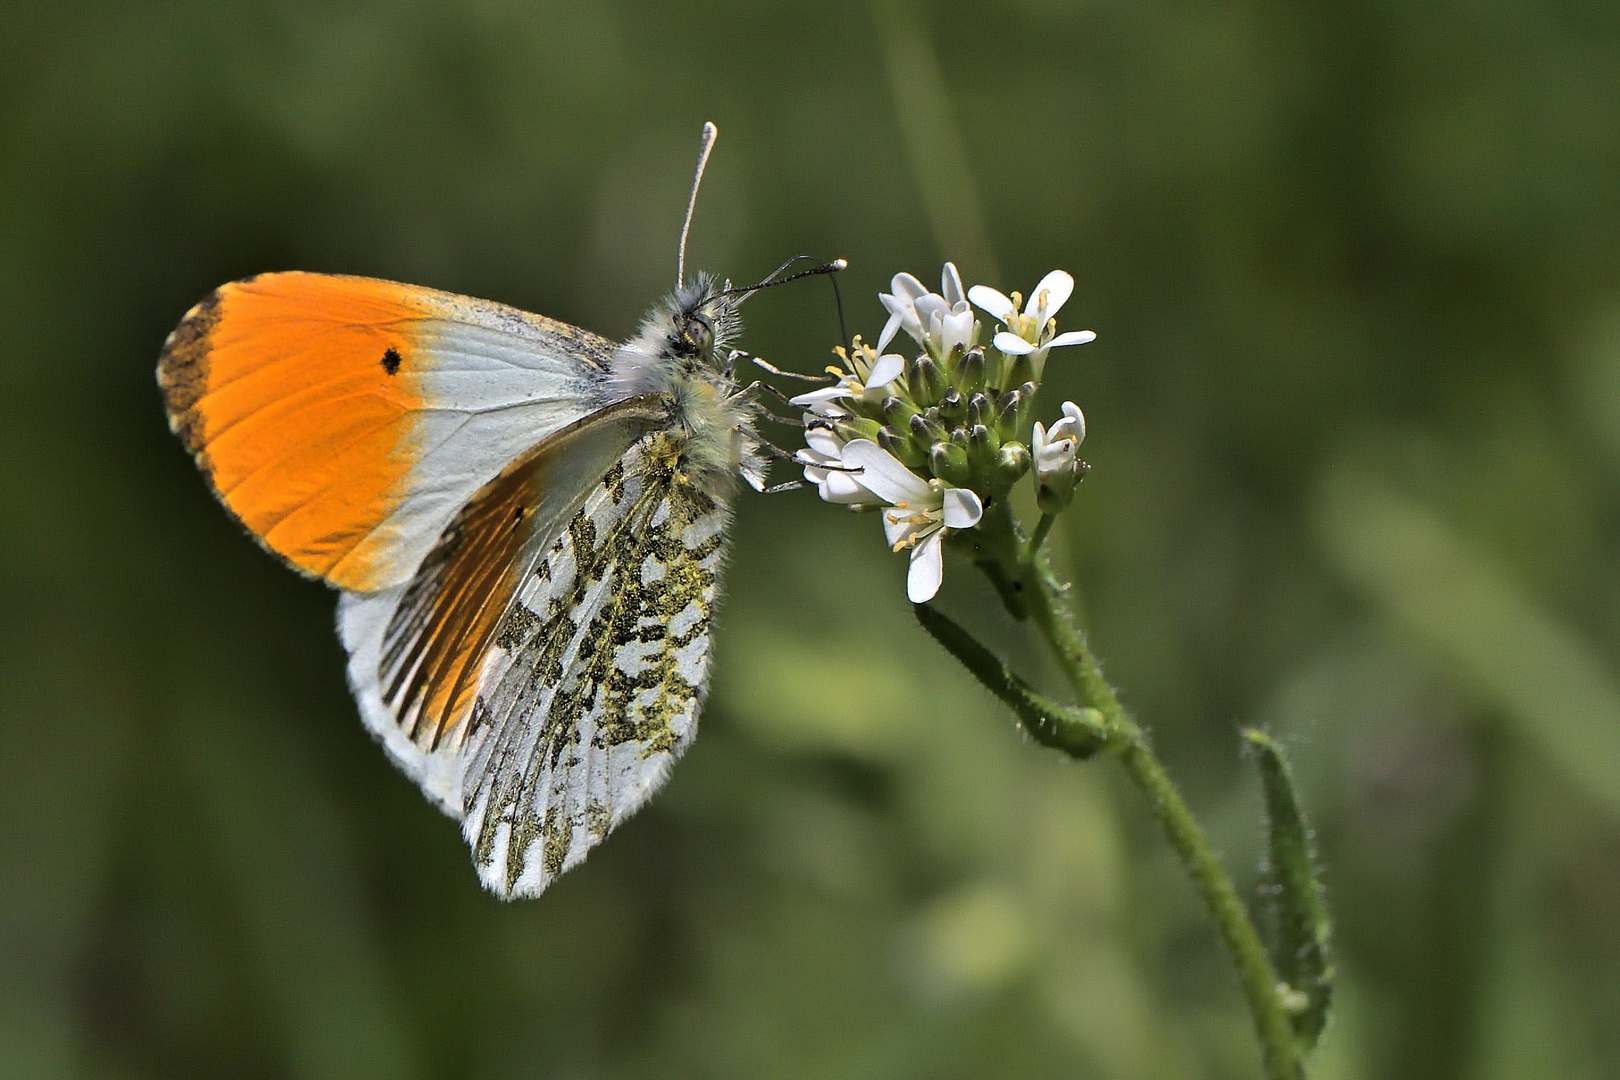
[906,529,946,602]
[890,272,928,302]
[968,285,1017,323]
[865,352,904,387]
[1027,270,1074,319]
[993,331,1036,355]
[789,385,851,407]
[1046,329,1096,348]
[941,309,975,355]
[913,293,948,325]
[1061,401,1085,444]
[1031,419,1049,457]
[823,470,879,504]
[881,506,914,548]
[877,310,904,353]
[942,262,965,307]
[802,425,842,456]
[941,487,983,529]
[840,440,934,504]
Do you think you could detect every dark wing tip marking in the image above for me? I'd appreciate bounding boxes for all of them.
[156,288,224,462]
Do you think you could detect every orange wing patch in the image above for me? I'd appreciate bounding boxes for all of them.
[159,272,433,592]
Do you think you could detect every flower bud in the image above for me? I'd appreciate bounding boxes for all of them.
[907,353,949,406]
[882,395,918,428]
[938,387,967,426]
[834,416,883,445]
[966,392,991,428]
[879,425,928,469]
[1016,382,1038,432]
[909,410,949,445]
[995,388,1021,437]
[994,442,1032,484]
[956,347,986,394]
[966,423,999,469]
[930,440,972,487]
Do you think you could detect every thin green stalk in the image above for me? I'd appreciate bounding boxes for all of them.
[1014,549,1306,1080]
[1026,512,1057,558]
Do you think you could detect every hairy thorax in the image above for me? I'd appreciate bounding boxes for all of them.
[667,367,754,501]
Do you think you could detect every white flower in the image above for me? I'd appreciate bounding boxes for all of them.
[839,439,984,602]
[1032,401,1085,479]
[796,419,885,505]
[1031,401,1086,512]
[878,263,978,358]
[789,342,905,416]
[968,270,1096,379]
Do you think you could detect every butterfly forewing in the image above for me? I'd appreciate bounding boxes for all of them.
[158,272,613,593]
[459,432,728,898]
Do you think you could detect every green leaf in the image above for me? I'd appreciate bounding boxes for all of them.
[1244,729,1334,1051]
[914,603,1109,758]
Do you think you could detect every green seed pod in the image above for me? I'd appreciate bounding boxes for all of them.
[995,441,1032,484]
[930,440,972,487]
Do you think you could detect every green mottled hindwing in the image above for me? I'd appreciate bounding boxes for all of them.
[459,433,727,898]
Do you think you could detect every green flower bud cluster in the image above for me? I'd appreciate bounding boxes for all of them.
[825,337,1046,503]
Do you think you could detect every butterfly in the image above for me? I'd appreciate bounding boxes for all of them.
[158,123,839,899]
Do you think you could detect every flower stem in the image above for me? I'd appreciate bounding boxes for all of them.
[1026,512,1057,558]
[1015,550,1306,1080]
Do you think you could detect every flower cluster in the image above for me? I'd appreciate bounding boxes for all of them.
[793,263,1092,601]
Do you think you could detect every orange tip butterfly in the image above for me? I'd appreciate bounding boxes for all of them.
[159,123,837,899]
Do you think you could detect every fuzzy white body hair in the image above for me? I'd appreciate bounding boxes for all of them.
[598,273,766,499]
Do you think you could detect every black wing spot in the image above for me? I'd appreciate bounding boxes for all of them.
[381,347,403,375]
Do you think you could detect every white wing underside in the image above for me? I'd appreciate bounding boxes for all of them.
[339,434,728,898]
[334,295,612,591]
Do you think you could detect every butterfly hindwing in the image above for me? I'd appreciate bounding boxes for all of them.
[337,395,671,815]
[459,432,729,898]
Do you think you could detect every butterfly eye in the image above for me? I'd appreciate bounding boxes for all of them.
[683,316,714,354]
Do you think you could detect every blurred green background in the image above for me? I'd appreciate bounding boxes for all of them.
[5,0,1620,1077]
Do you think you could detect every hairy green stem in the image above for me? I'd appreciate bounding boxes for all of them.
[1014,549,1305,1080]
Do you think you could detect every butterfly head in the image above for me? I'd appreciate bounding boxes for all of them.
[664,272,742,374]
[611,272,742,397]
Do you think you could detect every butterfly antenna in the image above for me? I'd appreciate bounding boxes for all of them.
[677,121,718,288]
[829,272,850,352]
[721,257,848,305]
